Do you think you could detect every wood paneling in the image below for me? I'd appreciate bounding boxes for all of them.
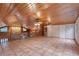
[15,3,79,25]
[0,3,79,26]
[0,20,6,27]
[5,15,21,26]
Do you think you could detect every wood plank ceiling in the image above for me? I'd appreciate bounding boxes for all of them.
[0,3,79,27]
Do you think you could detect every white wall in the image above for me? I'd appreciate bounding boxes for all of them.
[75,17,79,44]
[47,24,75,39]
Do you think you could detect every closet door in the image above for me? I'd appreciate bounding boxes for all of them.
[52,25,60,37]
[47,25,53,37]
[47,25,60,37]
[59,25,65,38]
[65,24,75,39]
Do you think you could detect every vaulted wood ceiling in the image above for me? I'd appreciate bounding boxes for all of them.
[0,3,79,27]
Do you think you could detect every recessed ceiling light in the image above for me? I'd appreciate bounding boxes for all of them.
[36,11,41,17]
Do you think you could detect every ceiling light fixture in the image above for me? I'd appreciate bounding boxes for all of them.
[47,15,51,23]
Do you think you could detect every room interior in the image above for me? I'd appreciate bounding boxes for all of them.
[0,3,79,56]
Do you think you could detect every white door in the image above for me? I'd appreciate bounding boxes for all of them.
[59,25,65,38]
[65,24,75,39]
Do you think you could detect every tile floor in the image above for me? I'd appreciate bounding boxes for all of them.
[0,37,79,56]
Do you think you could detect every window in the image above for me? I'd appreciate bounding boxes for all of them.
[11,27,21,34]
[0,27,8,32]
